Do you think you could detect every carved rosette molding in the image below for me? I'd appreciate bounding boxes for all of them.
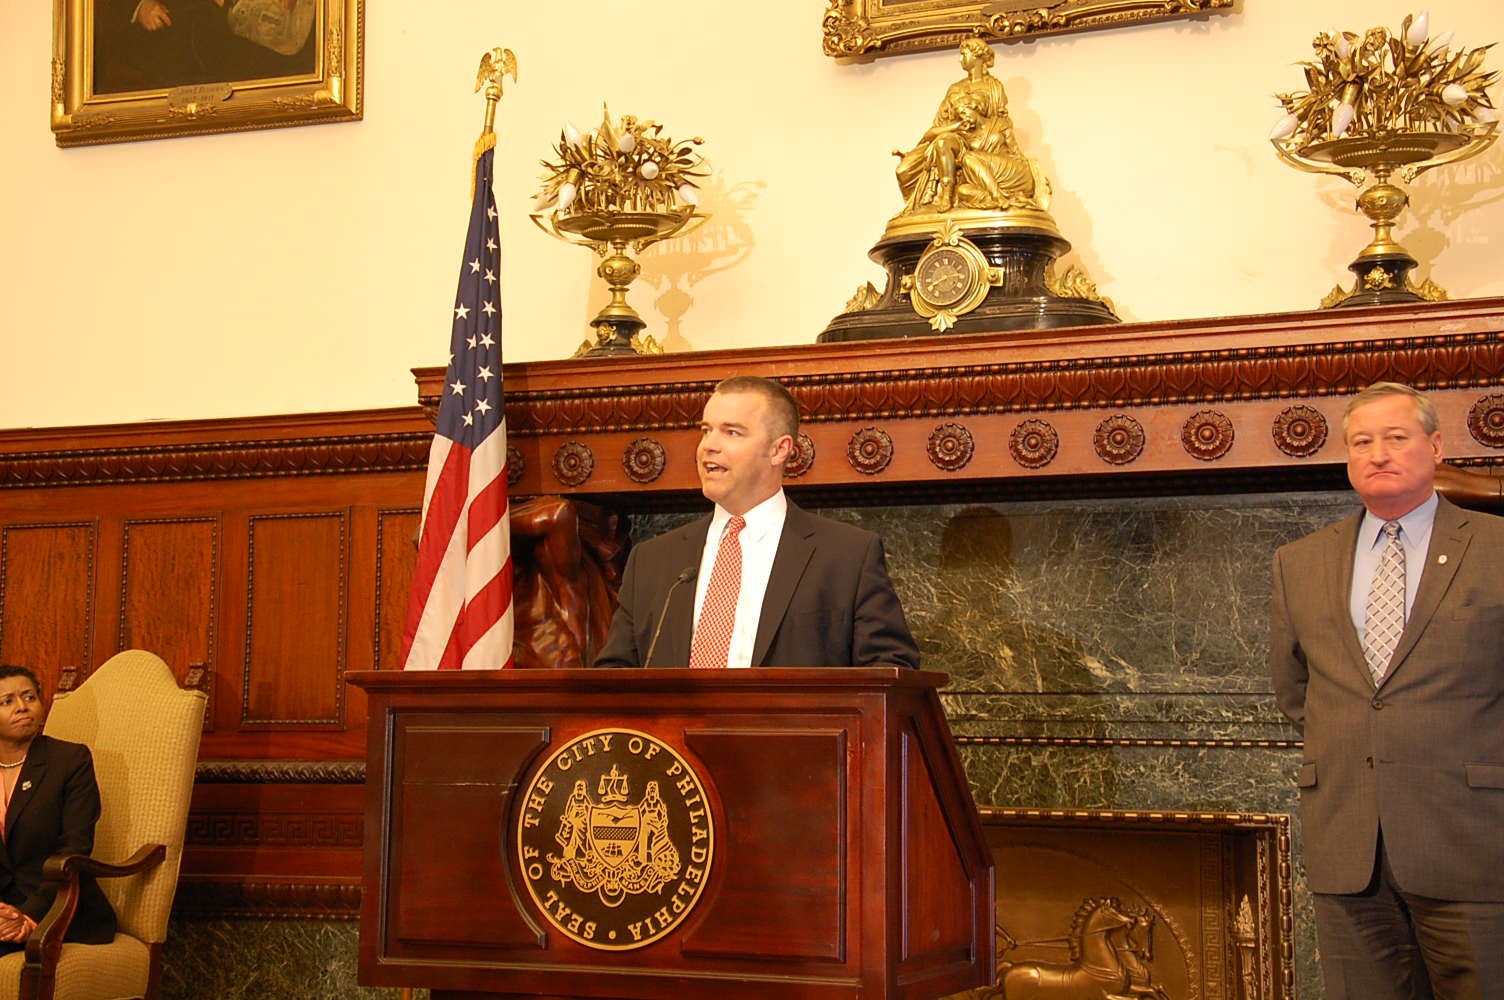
[927,422,975,472]
[1094,414,1145,465]
[1181,409,1235,461]
[3,302,1501,494]
[1272,405,1329,458]
[422,324,1504,439]
[622,437,667,484]
[1009,419,1060,469]
[551,441,595,487]
[785,433,817,479]
[848,426,894,475]
[1470,393,1504,448]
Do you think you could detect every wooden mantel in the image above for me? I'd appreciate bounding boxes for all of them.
[415,298,1504,505]
[2,298,1501,502]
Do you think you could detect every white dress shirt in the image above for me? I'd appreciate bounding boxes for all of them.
[691,490,788,669]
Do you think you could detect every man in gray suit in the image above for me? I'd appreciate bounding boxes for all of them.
[595,375,918,670]
[1269,382,1504,1000]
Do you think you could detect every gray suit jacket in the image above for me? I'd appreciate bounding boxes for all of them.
[594,503,920,669]
[1269,495,1504,899]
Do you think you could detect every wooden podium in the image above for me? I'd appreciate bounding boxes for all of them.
[348,668,994,999]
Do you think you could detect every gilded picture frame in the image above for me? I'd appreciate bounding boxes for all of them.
[51,0,363,147]
[823,0,1234,58]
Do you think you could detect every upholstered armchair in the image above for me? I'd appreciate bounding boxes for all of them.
[0,650,206,1000]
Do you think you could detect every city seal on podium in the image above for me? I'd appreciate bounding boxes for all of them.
[517,728,715,950]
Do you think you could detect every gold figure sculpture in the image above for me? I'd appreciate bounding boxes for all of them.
[889,38,1055,238]
[820,40,1116,341]
[532,108,706,357]
[1269,12,1498,307]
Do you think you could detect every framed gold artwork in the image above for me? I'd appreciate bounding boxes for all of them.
[823,0,1235,58]
[51,0,364,147]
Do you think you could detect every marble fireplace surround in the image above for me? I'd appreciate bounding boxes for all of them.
[416,296,1504,508]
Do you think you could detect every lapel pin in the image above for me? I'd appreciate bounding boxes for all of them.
[20,781,30,792]
[1437,554,1448,565]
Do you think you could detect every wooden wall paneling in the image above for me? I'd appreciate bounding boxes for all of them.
[372,508,419,673]
[179,780,365,919]
[119,517,219,722]
[242,511,348,727]
[0,521,97,692]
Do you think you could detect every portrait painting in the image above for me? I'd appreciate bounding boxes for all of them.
[52,0,363,147]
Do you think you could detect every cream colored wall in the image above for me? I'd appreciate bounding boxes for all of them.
[3,2,1501,429]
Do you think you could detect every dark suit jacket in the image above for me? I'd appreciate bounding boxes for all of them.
[595,503,920,669]
[0,735,117,944]
[1269,495,1504,900]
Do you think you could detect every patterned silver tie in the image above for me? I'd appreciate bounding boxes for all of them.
[1363,521,1405,685]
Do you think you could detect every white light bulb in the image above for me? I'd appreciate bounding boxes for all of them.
[677,183,699,206]
[638,161,660,180]
[1406,11,1430,47]
[618,131,637,153]
[1431,30,1454,51]
[1442,83,1469,107]
[1334,33,1352,60]
[1269,113,1299,140]
[563,122,583,147]
[1475,106,1499,124]
[556,182,577,211]
[1332,102,1355,137]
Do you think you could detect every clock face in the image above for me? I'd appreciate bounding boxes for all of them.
[916,247,974,307]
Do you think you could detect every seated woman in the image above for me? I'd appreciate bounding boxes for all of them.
[0,665,116,950]
[893,38,1042,216]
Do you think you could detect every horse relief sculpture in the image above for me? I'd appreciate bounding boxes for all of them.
[986,896,1171,1000]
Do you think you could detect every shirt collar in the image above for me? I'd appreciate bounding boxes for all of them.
[1360,490,1438,548]
[710,489,787,539]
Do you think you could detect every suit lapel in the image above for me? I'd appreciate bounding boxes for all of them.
[752,504,814,666]
[4,737,46,840]
[1383,497,1470,685]
[1330,513,1370,682]
[660,519,711,667]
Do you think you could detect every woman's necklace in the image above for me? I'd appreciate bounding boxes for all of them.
[0,757,25,769]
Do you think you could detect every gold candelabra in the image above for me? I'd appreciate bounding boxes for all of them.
[1269,12,1498,307]
[532,108,706,357]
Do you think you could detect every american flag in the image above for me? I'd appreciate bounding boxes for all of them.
[400,145,515,670]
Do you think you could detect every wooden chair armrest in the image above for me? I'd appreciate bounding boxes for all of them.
[20,844,167,1000]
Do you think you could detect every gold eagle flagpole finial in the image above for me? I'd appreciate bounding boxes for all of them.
[476,47,518,139]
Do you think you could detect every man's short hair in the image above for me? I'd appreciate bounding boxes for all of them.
[0,665,42,695]
[713,376,800,441]
[1343,382,1440,437]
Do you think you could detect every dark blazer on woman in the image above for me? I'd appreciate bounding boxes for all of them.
[0,734,117,944]
[596,502,920,669]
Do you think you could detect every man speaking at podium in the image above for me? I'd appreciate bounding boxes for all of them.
[595,375,920,670]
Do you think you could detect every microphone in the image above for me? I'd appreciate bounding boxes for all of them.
[643,566,696,668]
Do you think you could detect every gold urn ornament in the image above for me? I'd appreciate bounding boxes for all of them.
[533,108,707,357]
[1269,11,1499,307]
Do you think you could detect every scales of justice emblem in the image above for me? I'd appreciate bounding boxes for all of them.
[517,728,715,950]
[553,765,680,905]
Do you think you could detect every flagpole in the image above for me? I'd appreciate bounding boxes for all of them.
[473,47,518,181]
[400,50,520,674]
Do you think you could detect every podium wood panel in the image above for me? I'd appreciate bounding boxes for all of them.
[349,668,994,1000]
